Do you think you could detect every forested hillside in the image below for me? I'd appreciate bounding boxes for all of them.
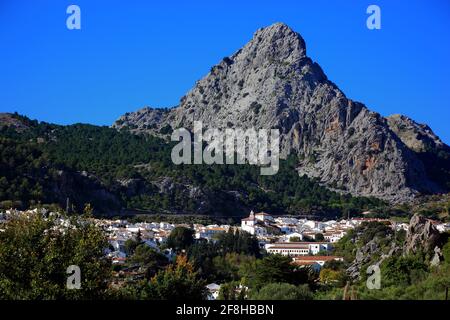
[1,113,386,218]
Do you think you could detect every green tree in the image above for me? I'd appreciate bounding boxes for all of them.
[143,255,207,300]
[319,268,342,284]
[167,227,194,252]
[215,229,260,257]
[212,253,256,282]
[124,239,139,256]
[83,203,93,217]
[442,241,450,264]
[243,255,311,289]
[315,233,325,241]
[218,281,247,300]
[0,213,111,299]
[129,244,169,278]
[381,254,428,287]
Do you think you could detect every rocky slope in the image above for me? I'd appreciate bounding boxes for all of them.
[346,214,445,279]
[404,214,444,255]
[386,114,446,153]
[387,114,450,191]
[113,23,449,203]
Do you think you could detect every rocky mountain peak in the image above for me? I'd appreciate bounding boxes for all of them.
[247,22,307,63]
[112,23,449,203]
[161,22,327,132]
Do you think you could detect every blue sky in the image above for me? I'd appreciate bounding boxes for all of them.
[1,0,449,143]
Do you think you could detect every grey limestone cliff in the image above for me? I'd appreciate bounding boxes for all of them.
[113,23,447,203]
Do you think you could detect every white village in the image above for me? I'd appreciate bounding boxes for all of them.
[2,207,449,300]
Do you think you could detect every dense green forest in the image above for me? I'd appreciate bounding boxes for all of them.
[0,113,386,218]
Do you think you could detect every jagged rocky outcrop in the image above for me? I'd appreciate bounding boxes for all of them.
[346,238,382,279]
[387,114,450,192]
[347,214,446,279]
[113,23,448,203]
[387,114,446,153]
[347,233,402,280]
[404,214,443,255]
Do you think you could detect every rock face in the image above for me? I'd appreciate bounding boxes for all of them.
[404,214,443,255]
[113,22,448,203]
[347,234,402,280]
[346,238,381,279]
[387,114,446,153]
[48,169,122,213]
[347,214,444,279]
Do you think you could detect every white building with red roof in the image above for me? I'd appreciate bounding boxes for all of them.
[241,211,256,234]
[241,211,272,236]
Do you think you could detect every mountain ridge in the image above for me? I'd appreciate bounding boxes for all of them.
[113,23,449,203]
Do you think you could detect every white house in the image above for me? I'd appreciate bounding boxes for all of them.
[154,230,170,243]
[241,211,256,234]
[323,229,346,243]
[254,212,274,222]
[254,225,268,237]
[308,242,332,255]
[280,232,303,242]
[265,242,310,256]
[159,222,175,230]
[241,211,270,236]
[301,231,320,240]
[303,220,317,229]
[275,217,299,225]
[109,237,127,252]
[206,283,221,300]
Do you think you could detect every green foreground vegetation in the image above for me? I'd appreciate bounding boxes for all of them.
[1,214,449,300]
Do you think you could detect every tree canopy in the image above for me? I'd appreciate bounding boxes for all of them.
[0,213,111,299]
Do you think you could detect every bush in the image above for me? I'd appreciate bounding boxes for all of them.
[250,283,313,300]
